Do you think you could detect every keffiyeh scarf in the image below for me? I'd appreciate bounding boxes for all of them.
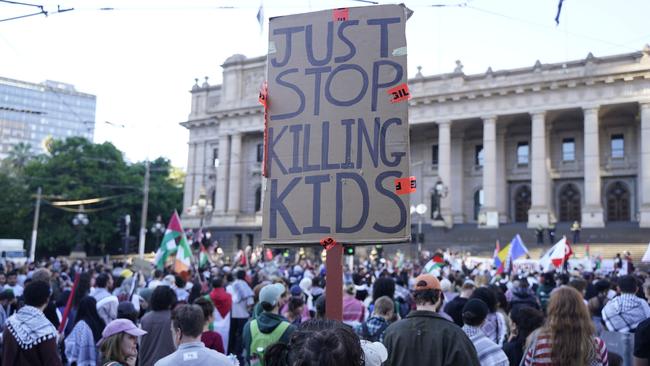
[6,305,58,349]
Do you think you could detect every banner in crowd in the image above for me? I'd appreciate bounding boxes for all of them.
[262,5,412,245]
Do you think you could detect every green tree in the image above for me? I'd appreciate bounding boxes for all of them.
[2,142,34,174]
[0,171,32,241]
[10,137,185,257]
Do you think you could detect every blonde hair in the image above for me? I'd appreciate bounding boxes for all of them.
[100,332,128,363]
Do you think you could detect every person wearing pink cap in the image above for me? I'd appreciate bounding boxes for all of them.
[97,318,147,366]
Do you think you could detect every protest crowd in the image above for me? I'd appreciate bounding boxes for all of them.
[0,236,647,366]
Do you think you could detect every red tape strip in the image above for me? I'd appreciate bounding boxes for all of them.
[387,83,411,103]
[320,237,337,250]
[395,176,416,195]
[333,8,349,21]
[259,81,269,177]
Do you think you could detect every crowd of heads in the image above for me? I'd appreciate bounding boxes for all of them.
[0,246,646,366]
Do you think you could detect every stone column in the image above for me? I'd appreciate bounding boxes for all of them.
[480,116,499,228]
[183,142,196,212]
[227,133,242,214]
[451,133,465,224]
[193,141,205,213]
[496,128,508,223]
[582,106,605,227]
[436,120,452,226]
[215,134,230,214]
[640,102,650,227]
[528,111,552,227]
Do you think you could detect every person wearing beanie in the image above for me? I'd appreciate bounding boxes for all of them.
[444,279,475,327]
[461,299,508,366]
[383,274,479,366]
[243,283,296,364]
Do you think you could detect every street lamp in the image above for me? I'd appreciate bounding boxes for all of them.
[150,215,165,247]
[410,203,427,258]
[433,179,448,221]
[190,187,213,256]
[71,206,89,253]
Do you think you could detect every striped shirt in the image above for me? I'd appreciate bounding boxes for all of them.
[601,293,650,333]
[463,325,509,366]
[523,333,609,366]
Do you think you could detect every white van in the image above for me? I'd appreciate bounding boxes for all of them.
[0,239,27,266]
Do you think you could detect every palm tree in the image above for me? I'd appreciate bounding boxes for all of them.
[5,142,33,171]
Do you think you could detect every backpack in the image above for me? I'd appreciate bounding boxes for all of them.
[249,319,290,366]
[360,321,389,342]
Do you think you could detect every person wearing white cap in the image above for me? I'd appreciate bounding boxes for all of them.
[243,283,296,365]
[97,318,147,366]
[360,340,388,366]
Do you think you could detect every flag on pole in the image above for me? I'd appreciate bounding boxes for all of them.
[153,211,185,269]
[256,2,264,33]
[549,236,573,268]
[174,227,193,274]
[493,240,504,274]
[642,242,650,263]
[424,253,445,274]
[199,244,210,268]
[495,234,529,274]
[509,234,529,261]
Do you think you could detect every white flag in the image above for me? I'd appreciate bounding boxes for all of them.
[643,242,650,263]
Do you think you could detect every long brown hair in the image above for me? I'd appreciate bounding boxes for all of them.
[100,332,128,363]
[544,286,596,365]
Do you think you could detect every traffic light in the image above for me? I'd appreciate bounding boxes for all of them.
[127,236,137,254]
[344,246,355,256]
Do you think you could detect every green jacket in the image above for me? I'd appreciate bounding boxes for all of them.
[383,310,480,366]
[243,311,296,362]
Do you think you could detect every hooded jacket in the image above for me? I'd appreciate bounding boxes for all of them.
[242,311,296,361]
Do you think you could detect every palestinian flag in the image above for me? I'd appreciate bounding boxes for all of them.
[153,211,184,270]
[199,244,210,268]
[424,253,445,274]
[174,226,193,274]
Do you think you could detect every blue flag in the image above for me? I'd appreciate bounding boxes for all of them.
[509,234,528,261]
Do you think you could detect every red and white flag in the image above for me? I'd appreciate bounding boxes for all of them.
[549,236,573,268]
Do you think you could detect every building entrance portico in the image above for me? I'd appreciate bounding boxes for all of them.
[181,48,650,254]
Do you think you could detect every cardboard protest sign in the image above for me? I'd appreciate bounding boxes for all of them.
[262,5,411,245]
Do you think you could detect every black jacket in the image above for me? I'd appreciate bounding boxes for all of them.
[383,310,480,366]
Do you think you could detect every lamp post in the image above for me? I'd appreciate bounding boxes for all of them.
[410,203,427,259]
[150,215,165,248]
[190,187,213,253]
[71,206,89,255]
[433,179,449,222]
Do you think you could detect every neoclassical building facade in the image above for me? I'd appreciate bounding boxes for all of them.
[181,47,650,251]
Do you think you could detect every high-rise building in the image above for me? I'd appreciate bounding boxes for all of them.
[0,77,96,159]
[181,48,650,254]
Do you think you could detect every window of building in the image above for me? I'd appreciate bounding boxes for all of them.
[254,186,262,212]
[473,189,484,221]
[431,144,438,166]
[517,142,529,165]
[611,134,624,159]
[256,143,264,163]
[212,148,219,167]
[562,138,575,161]
[475,145,484,167]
